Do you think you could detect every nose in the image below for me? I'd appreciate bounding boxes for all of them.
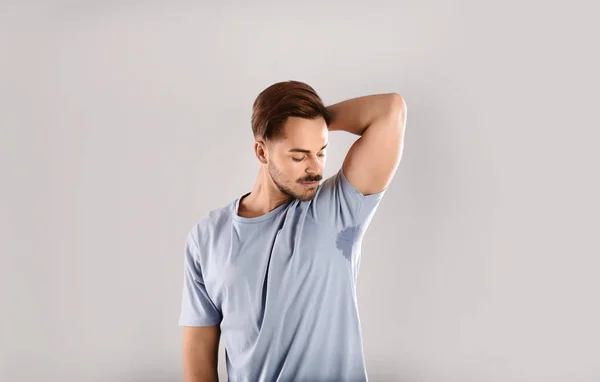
[305,156,321,175]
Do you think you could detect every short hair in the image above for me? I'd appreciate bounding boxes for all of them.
[251,80,332,142]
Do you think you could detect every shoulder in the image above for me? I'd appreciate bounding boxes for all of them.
[310,167,365,210]
[186,200,236,249]
[312,168,342,202]
[307,167,387,231]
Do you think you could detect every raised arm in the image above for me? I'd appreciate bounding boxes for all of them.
[326,93,407,195]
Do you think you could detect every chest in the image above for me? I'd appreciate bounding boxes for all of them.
[206,213,355,320]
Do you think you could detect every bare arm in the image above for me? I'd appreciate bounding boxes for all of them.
[326,93,407,195]
[183,325,221,382]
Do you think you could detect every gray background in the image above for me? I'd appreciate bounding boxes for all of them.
[1,1,599,381]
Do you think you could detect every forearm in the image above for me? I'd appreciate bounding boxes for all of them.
[326,93,404,135]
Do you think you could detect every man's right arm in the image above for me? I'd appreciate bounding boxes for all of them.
[180,226,223,381]
[183,325,221,382]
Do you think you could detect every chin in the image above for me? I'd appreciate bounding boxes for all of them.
[296,189,318,201]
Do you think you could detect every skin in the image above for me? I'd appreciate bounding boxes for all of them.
[183,93,407,381]
[183,326,220,382]
[238,116,329,218]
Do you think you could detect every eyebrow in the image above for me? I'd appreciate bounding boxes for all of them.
[288,143,328,154]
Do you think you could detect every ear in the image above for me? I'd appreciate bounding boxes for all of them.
[254,140,268,164]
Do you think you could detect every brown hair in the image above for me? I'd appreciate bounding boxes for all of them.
[251,80,331,142]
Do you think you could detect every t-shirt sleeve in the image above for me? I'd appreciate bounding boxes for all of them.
[178,229,222,327]
[314,167,387,240]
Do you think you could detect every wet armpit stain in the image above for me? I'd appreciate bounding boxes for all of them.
[335,226,357,261]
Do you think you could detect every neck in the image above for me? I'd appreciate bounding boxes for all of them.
[238,166,291,218]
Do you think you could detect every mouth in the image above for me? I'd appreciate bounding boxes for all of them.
[300,180,319,188]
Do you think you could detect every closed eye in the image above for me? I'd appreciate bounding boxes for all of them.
[292,151,325,162]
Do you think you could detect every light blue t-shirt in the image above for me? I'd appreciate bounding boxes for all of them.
[179,168,386,381]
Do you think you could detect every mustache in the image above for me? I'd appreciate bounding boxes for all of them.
[298,175,322,183]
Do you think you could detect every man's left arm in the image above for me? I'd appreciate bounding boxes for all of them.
[327,92,407,196]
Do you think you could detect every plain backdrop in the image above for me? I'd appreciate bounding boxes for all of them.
[1,1,599,381]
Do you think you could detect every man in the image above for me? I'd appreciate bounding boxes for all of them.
[179,80,407,381]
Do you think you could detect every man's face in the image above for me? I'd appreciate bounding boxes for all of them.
[266,116,328,201]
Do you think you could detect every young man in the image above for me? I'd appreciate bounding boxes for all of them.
[179,80,407,382]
